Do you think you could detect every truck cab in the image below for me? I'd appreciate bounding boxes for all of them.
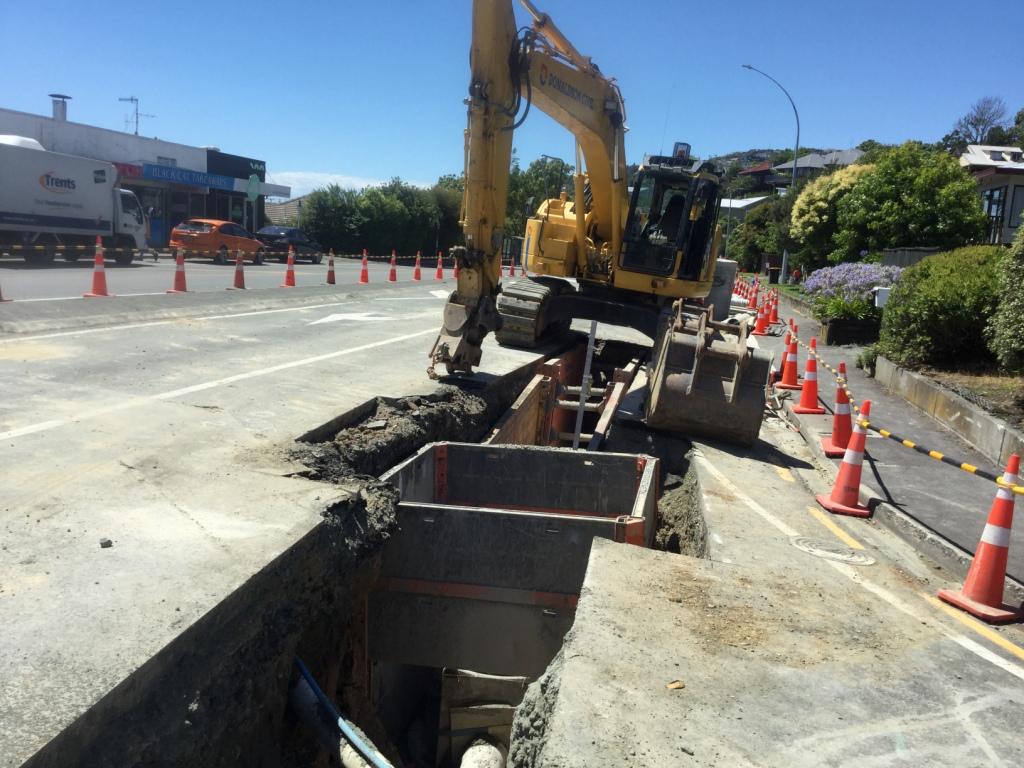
[117,188,147,251]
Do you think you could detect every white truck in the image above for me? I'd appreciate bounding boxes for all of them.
[0,135,147,265]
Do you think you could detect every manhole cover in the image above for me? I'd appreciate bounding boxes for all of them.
[790,536,876,566]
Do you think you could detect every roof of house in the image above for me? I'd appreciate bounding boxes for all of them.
[959,144,1024,172]
[773,148,863,172]
[719,196,770,211]
[738,161,772,175]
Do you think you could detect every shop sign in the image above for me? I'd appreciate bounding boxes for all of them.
[114,162,143,179]
[142,163,235,190]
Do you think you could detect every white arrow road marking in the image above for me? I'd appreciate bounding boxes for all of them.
[308,312,387,325]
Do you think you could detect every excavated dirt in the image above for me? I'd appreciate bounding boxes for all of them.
[604,421,707,557]
[293,375,532,483]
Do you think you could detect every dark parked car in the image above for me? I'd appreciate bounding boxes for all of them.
[255,226,324,263]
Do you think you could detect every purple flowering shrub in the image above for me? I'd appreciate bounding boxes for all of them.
[803,263,902,321]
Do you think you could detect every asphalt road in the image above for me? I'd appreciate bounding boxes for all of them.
[0,277,543,764]
[0,253,454,301]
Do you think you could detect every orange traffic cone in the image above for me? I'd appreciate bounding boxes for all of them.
[387,250,397,282]
[281,246,296,287]
[434,251,444,281]
[326,249,336,285]
[751,300,770,336]
[167,251,188,293]
[776,324,802,390]
[793,338,826,414]
[938,455,1023,623]
[228,251,246,290]
[413,251,422,281]
[359,249,369,284]
[747,283,758,309]
[816,400,873,518]
[84,236,113,298]
[821,362,853,457]
[0,279,9,302]
[768,291,781,325]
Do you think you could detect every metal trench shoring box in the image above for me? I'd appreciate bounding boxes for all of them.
[372,442,660,678]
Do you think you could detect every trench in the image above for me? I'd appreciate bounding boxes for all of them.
[25,343,706,768]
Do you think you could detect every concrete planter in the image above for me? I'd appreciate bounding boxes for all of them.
[875,356,1024,465]
[818,317,880,346]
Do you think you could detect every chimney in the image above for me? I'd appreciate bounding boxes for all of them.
[48,93,71,121]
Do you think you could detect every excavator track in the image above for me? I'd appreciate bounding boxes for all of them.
[495,277,571,349]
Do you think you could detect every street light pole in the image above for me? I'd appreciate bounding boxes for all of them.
[742,64,800,280]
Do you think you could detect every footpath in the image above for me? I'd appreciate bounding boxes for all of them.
[764,295,1023,587]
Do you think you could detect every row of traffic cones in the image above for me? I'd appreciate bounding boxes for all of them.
[773,307,1023,624]
[75,239,457,298]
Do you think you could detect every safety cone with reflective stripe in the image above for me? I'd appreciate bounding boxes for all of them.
[228,251,246,290]
[938,455,1023,623]
[776,324,802,390]
[167,251,188,293]
[434,251,444,280]
[751,300,770,336]
[412,251,421,281]
[359,249,369,284]
[768,291,781,325]
[84,236,113,298]
[387,250,397,282]
[281,246,296,287]
[793,338,826,414]
[816,400,872,518]
[747,282,758,309]
[326,250,336,285]
[821,362,853,457]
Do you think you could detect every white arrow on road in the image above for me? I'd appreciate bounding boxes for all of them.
[308,312,388,326]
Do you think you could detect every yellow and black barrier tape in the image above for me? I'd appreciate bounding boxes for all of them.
[781,314,1024,497]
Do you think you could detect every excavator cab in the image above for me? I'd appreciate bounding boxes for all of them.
[621,145,720,282]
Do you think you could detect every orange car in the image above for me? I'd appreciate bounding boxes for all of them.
[169,219,267,264]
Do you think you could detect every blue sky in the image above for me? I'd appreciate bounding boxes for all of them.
[5,0,1023,197]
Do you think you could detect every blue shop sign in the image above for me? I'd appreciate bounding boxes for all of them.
[142,164,236,191]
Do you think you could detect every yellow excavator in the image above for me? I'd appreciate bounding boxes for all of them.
[429,0,771,445]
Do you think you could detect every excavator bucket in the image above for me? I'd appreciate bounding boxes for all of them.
[645,302,771,447]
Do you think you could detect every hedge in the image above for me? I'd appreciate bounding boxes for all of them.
[878,246,1003,368]
[986,227,1024,372]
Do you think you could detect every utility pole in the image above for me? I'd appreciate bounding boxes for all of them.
[118,96,155,136]
[742,65,800,280]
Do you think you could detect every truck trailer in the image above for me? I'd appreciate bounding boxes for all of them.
[0,135,147,265]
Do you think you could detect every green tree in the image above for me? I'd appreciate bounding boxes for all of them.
[299,185,364,254]
[726,193,797,271]
[832,142,986,261]
[505,153,574,237]
[790,164,875,268]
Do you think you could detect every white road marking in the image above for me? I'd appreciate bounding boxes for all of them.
[0,328,437,441]
[693,450,1024,682]
[308,312,386,325]
[431,289,450,299]
[0,301,353,344]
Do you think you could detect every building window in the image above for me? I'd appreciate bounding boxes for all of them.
[157,156,177,167]
[1010,185,1024,230]
[981,186,1007,243]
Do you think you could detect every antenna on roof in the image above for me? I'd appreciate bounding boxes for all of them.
[118,96,156,136]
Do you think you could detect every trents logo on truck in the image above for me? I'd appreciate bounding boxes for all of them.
[38,172,77,193]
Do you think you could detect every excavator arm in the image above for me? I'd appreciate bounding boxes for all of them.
[429,0,627,376]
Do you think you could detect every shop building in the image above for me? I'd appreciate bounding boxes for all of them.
[0,97,289,247]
